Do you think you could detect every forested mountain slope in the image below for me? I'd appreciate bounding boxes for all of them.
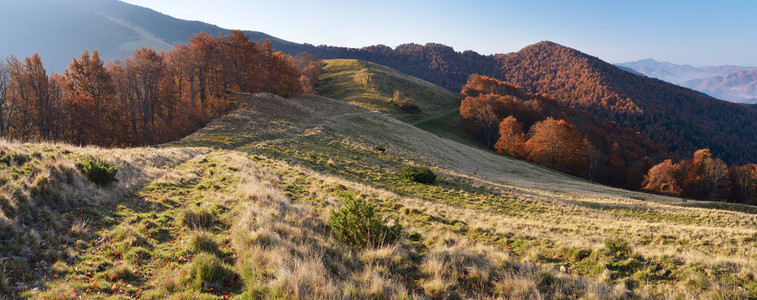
[492,42,757,165]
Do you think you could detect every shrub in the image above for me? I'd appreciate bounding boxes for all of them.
[329,196,402,248]
[77,156,118,187]
[373,145,386,152]
[401,165,437,184]
[186,253,239,292]
[605,238,630,256]
[396,98,420,112]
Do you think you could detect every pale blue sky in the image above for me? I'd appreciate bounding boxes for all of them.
[122,0,757,66]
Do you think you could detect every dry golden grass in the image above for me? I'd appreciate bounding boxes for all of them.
[2,92,756,298]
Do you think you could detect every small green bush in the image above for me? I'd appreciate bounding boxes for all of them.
[186,253,239,292]
[605,238,631,256]
[329,196,402,248]
[401,165,436,184]
[77,156,118,187]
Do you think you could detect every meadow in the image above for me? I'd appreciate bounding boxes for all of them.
[0,69,755,298]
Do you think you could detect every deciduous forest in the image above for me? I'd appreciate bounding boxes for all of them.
[0,31,318,147]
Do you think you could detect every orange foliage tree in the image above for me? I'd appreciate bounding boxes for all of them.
[493,116,527,159]
[525,117,589,176]
[641,159,684,196]
[682,149,729,201]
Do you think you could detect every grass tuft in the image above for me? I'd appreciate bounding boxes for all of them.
[181,207,217,230]
[185,252,239,293]
[110,264,137,282]
[189,230,221,255]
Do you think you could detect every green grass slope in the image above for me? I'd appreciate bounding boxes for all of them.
[317,59,477,146]
[2,93,757,299]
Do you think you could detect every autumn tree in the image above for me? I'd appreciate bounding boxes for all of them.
[0,61,8,136]
[63,50,119,144]
[641,159,684,196]
[113,48,172,144]
[493,116,527,159]
[295,52,323,94]
[269,51,303,97]
[607,142,627,186]
[525,117,589,176]
[4,55,33,138]
[460,94,504,147]
[587,142,606,182]
[728,164,757,204]
[189,32,225,110]
[683,149,729,201]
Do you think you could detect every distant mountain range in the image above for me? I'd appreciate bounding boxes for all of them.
[617,59,757,103]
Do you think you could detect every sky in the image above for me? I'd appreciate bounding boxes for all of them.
[121,0,757,66]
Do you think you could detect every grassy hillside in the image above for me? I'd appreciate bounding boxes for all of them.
[317,59,476,146]
[2,93,757,298]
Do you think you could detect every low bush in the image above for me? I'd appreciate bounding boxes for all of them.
[401,165,437,184]
[77,156,118,186]
[329,196,402,248]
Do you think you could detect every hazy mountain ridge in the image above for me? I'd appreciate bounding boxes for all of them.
[618,58,757,103]
[617,58,755,83]
[680,69,757,104]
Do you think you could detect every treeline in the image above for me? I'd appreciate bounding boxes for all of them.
[460,75,668,189]
[291,42,497,92]
[643,149,757,204]
[0,30,320,146]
